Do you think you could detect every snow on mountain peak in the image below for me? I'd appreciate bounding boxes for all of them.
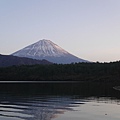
[12,39,68,57]
[12,39,89,64]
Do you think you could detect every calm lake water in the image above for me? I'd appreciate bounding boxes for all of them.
[0,82,120,120]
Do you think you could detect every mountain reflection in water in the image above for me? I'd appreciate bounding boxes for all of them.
[0,95,82,120]
[0,98,79,120]
[0,82,119,120]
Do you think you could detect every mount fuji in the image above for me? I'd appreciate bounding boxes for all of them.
[12,39,89,64]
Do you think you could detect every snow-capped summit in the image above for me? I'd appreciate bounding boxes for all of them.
[12,39,89,64]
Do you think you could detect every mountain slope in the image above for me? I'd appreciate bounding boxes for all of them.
[0,54,52,67]
[12,39,89,64]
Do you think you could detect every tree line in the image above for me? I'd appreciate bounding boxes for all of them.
[0,61,120,83]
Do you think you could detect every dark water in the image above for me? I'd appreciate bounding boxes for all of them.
[0,82,120,120]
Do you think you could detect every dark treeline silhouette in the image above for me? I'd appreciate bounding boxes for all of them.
[0,61,120,83]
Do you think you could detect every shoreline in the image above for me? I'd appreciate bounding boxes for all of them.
[0,81,79,83]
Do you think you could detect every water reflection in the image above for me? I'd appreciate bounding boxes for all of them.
[0,95,83,120]
[0,83,119,120]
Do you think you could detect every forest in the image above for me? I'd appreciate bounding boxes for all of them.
[0,61,120,83]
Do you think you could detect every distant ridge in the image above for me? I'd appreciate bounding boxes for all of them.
[0,54,52,67]
[12,39,89,64]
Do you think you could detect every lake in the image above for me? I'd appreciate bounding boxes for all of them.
[0,82,119,120]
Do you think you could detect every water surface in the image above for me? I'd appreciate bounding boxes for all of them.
[0,82,119,120]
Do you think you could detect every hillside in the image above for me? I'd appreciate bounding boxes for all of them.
[0,54,52,67]
[0,62,120,84]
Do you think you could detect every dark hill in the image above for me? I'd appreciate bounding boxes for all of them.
[0,54,52,67]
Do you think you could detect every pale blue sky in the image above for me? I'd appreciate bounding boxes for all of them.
[0,0,120,62]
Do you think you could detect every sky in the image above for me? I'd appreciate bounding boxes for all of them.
[0,0,120,62]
